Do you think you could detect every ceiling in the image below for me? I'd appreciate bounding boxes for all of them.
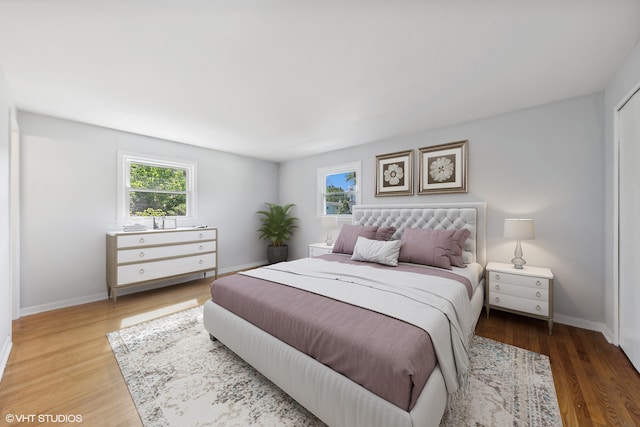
[1,1,639,162]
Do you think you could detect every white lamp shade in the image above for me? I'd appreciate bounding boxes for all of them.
[321,216,338,229]
[504,218,535,240]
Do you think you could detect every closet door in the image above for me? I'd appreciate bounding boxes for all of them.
[619,88,640,373]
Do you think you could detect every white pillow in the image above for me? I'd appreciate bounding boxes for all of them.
[351,236,402,266]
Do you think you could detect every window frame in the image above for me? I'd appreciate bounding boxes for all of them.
[118,151,198,222]
[317,161,361,219]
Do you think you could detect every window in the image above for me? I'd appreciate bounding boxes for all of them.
[119,152,197,220]
[317,161,361,217]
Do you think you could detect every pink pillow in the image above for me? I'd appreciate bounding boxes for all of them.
[375,226,396,241]
[450,228,471,268]
[398,228,454,270]
[332,225,378,255]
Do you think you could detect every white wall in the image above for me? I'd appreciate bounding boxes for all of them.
[18,112,279,313]
[0,64,15,379]
[281,93,607,332]
[604,40,640,341]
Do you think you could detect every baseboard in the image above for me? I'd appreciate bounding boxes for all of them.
[18,261,269,317]
[554,314,614,343]
[20,292,107,317]
[0,334,12,383]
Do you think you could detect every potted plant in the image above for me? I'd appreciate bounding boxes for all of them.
[256,203,299,264]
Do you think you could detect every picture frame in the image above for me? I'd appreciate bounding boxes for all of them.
[153,217,164,230]
[418,140,468,194]
[163,218,177,229]
[375,149,414,197]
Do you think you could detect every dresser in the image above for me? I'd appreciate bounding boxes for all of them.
[308,242,334,257]
[106,227,217,304]
[485,261,554,334]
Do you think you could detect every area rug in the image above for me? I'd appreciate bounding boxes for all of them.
[107,306,562,427]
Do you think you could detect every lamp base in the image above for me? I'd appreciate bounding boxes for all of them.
[511,239,526,269]
[511,256,526,269]
[325,232,333,246]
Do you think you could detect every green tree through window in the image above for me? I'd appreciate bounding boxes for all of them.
[129,164,188,217]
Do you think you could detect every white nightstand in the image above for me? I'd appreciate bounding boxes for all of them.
[308,242,334,257]
[485,261,555,334]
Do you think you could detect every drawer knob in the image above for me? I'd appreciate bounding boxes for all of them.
[536,291,541,298]
[494,297,500,303]
[139,252,145,258]
[199,245,204,250]
[139,268,145,275]
[536,280,541,286]
[495,284,500,291]
[495,274,500,280]
[199,233,204,238]
[536,305,541,311]
[139,237,145,244]
[199,259,204,264]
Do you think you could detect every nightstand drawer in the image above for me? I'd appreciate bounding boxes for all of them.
[308,243,334,257]
[490,281,548,301]
[490,271,549,290]
[490,293,549,316]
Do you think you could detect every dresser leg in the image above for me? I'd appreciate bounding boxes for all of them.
[486,305,490,319]
[548,319,553,335]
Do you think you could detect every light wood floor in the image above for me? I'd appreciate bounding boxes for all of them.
[1,279,639,426]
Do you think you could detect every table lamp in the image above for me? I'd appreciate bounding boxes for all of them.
[504,218,535,269]
[321,216,338,245]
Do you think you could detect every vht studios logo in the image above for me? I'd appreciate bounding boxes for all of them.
[5,413,83,423]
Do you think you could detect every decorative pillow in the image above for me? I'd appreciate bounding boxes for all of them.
[398,228,455,270]
[351,237,402,267]
[332,224,378,255]
[375,226,396,241]
[450,228,471,268]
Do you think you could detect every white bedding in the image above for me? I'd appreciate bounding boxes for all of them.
[241,257,474,395]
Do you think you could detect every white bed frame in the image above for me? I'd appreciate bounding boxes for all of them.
[203,202,487,427]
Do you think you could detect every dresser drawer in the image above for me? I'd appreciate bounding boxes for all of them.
[116,253,217,286]
[490,281,548,301]
[489,271,549,290]
[117,241,216,264]
[490,292,549,317]
[117,229,216,248]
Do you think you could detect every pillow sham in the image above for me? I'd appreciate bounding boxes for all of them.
[375,226,396,241]
[398,228,454,270]
[332,224,378,255]
[450,228,471,268]
[351,236,402,267]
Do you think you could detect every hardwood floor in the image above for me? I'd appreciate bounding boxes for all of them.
[1,279,639,426]
[476,310,640,427]
[1,278,213,427]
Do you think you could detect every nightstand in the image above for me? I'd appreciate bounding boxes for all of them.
[485,261,554,334]
[308,242,334,257]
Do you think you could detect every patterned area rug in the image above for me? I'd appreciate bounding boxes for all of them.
[107,306,562,427]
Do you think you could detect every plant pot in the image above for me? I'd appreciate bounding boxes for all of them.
[267,245,288,264]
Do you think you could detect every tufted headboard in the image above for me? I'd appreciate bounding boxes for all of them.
[352,202,487,266]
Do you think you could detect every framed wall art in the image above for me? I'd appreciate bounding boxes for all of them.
[418,140,468,194]
[375,149,413,196]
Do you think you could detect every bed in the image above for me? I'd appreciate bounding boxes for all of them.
[203,202,487,427]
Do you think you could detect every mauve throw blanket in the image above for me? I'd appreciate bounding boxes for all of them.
[210,255,472,412]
